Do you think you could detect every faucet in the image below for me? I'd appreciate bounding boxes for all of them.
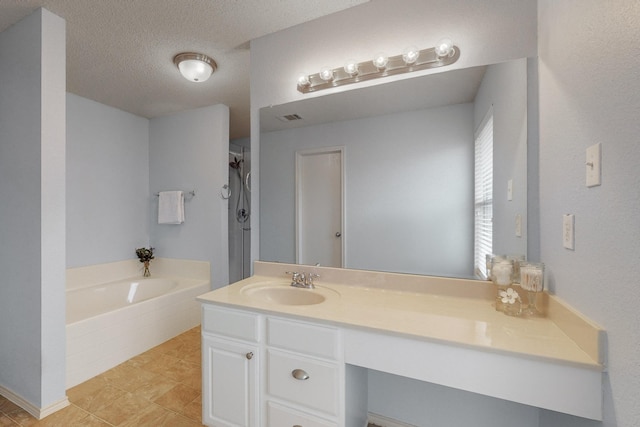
[286,271,319,289]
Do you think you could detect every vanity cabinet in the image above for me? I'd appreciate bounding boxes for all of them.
[199,266,605,423]
[201,304,367,427]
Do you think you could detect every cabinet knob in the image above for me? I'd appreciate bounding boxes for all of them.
[291,369,309,380]
[245,352,253,360]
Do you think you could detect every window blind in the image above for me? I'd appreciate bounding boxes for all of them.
[474,110,493,279]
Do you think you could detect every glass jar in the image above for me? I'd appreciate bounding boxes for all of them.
[520,262,545,316]
[491,258,513,311]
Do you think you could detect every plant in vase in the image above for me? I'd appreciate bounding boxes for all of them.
[135,247,154,277]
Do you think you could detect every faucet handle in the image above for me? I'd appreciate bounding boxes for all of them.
[286,271,303,285]
[305,273,319,287]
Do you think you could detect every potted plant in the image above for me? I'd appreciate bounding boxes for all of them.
[135,247,154,277]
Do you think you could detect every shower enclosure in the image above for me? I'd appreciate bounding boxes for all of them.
[228,144,251,283]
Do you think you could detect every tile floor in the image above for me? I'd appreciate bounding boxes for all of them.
[0,326,204,426]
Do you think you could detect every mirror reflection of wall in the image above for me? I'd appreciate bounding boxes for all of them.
[260,58,529,279]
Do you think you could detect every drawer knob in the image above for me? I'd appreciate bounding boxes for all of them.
[246,352,253,360]
[291,369,309,380]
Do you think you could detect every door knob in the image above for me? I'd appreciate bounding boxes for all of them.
[335,231,341,237]
[245,352,253,360]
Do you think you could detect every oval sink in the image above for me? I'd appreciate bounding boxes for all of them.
[241,282,339,306]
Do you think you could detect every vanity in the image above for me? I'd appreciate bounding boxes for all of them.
[197,261,605,427]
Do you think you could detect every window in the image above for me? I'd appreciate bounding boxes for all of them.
[474,110,493,279]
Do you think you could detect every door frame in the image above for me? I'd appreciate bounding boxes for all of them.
[295,146,346,267]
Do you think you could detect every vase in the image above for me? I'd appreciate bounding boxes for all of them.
[143,261,150,277]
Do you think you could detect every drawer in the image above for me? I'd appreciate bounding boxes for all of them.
[202,305,260,342]
[267,317,339,359]
[267,401,337,427]
[267,349,339,416]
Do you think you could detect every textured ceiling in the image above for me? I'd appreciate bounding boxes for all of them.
[0,0,369,139]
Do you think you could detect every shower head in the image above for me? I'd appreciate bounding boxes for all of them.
[229,156,243,170]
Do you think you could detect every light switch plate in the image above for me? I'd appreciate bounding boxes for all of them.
[563,214,575,250]
[515,214,522,237]
[586,143,601,187]
[507,179,513,201]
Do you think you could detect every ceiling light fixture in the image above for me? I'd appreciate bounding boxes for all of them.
[297,38,459,94]
[173,52,217,83]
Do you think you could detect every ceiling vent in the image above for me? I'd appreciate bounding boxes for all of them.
[277,113,304,122]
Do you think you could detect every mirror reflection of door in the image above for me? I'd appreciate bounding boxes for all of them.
[295,147,344,267]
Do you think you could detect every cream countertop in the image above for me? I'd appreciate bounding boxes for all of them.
[197,262,605,371]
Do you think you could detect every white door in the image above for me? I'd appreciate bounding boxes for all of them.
[296,147,344,267]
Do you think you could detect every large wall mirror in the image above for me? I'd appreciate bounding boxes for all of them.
[259,58,535,280]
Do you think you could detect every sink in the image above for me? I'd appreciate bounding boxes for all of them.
[241,282,338,306]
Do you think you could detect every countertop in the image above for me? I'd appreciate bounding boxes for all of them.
[197,263,604,371]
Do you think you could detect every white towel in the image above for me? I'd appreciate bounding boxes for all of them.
[158,191,185,224]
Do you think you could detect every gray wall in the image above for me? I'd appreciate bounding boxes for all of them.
[260,103,475,278]
[0,8,66,409]
[538,1,640,426]
[150,105,230,288]
[66,94,150,267]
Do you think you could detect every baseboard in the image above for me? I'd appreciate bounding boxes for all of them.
[0,385,69,420]
[368,412,418,427]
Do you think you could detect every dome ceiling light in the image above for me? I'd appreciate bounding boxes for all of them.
[173,52,217,83]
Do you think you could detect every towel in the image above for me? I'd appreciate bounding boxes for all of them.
[158,191,185,224]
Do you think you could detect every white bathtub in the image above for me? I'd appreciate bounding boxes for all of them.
[66,260,210,389]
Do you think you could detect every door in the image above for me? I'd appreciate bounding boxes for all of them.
[296,147,344,267]
[202,336,259,427]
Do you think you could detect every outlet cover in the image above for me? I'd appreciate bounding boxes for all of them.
[563,214,575,250]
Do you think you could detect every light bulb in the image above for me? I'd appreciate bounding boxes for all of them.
[343,60,359,76]
[435,37,454,57]
[372,53,389,69]
[319,66,334,81]
[402,46,420,65]
[297,73,310,87]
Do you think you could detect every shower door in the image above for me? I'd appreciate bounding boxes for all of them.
[295,147,344,268]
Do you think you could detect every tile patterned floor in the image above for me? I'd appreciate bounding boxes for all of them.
[0,326,204,426]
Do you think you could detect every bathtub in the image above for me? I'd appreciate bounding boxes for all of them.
[66,259,211,389]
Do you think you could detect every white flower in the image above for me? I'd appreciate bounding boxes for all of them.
[499,287,520,304]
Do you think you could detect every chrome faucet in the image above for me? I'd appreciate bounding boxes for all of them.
[286,271,319,289]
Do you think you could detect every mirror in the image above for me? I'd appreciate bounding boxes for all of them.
[259,58,532,279]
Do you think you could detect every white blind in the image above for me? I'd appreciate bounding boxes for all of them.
[474,110,493,279]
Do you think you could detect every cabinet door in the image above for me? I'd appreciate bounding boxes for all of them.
[203,336,259,427]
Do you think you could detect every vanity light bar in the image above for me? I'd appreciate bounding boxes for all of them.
[297,44,460,94]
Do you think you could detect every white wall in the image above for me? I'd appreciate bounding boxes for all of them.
[66,94,150,267]
[368,371,539,427]
[474,58,528,257]
[251,2,538,423]
[260,103,475,278]
[538,1,640,426]
[149,105,230,288]
[0,8,66,410]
